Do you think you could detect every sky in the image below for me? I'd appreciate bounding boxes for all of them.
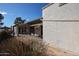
[0,3,47,27]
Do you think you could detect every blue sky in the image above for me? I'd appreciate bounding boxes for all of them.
[0,3,47,27]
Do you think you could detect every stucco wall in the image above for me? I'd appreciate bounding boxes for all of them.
[43,3,79,53]
[43,3,79,20]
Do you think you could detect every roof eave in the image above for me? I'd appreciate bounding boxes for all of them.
[42,3,54,10]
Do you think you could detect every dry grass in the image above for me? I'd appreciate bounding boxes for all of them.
[0,36,47,56]
[0,31,75,56]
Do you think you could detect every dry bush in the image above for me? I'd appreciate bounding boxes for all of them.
[23,39,47,56]
[0,30,12,42]
[0,37,47,56]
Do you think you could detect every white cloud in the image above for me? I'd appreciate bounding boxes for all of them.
[0,11,7,15]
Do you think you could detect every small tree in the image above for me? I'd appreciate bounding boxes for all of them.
[14,17,25,36]
[14,17,25,25]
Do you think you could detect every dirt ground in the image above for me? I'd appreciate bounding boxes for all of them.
[17,35,79,56]
[47,46,79,56]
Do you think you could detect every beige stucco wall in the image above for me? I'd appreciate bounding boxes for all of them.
[43,3,79,53]
[43,3,79,20]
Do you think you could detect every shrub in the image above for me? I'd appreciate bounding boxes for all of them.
[0,37,47,56]
[0,30,12,42]
[23,39,47,56]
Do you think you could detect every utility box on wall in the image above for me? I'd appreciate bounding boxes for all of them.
[43,3,79,53]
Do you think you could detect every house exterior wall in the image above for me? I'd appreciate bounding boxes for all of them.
[29,23,42,38]
[14,26,18,36]
[18,24,30,34]
[34,24,42,37]
[0,29,4,32]
[12,19,43,38]
[43,3,79,53]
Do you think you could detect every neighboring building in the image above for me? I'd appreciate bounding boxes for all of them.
[0,26,11,32]
[12,17,43,38]
[43,3,79,54]
[0,27,5,32]
[27,17,43,38]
